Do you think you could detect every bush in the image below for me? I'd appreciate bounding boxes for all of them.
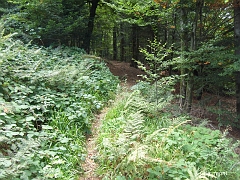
[0,30,119,179]
[97,86,240,180]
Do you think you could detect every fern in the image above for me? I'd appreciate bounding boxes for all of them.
[123,91,149,114]
[124,112,144,139]
[186,166,216,180]
[98,85,240,180]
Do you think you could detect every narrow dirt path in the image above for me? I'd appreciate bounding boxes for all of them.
[79,61,143,179]
[79,108,108,180]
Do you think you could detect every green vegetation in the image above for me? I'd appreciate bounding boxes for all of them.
[0,30,119,179]
[97,86,240,180]
[1,0,240,122]
[0,0,240,179]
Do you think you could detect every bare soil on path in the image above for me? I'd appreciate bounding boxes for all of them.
[79,108,108,180]
[106,60,144,87]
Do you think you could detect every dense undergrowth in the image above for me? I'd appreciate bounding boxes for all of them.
[1,28,240,180]
[0,30,119,179]
[97,82,240,180]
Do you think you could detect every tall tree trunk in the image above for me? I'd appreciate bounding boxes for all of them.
[180,0,202,113]
[199,0,204,41]
[131,24,139,67]
[169,10,177,76]
[120,24,125,62]
[195,0,204,101]
[179,0,189,112]
[113,25,117,60]
[234,0,240,122]
[83,0,100,53]
[184,0,202,112]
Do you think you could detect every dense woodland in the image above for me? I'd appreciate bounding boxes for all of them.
[1,0,240,118]
[0,0,240,179]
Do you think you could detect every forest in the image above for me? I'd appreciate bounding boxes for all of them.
[0,0,240,179]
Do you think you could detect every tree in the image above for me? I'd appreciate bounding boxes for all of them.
[101,0,162,62]
[179,0,189,112]
[152,0,235,114]
[234,0,240,122]
[113,25,117,60]
[83,0,100,53]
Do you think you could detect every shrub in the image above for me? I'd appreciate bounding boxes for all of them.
[97,87,240,180]
[0,30,119,179]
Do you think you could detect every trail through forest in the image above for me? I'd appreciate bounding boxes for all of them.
[79,108,108,180]
[79,61,143,179]
[79,61,240,179]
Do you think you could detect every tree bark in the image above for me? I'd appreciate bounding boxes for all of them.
[180,0,202,113]
[83,0,100,54]
[184,0,202,112]
[169,10,177,76]
[120,24,125,62]
[234,0,240,121]
[131,24,139,68]
[113,25,117,60]
[179,0,189,112]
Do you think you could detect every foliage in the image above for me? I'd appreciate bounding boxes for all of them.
[174,38,236,96]
[97,88,240,180]
[0,30,119,179]
[1,0,89,46]
[133,39,180,109]
[136,39,173,82]
[102,0,161,26]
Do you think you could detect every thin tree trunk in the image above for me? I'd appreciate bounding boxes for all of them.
[169,11,177,76]
[120,24,125,62]
[234,0,240,122]
[83,0,100,53]
[131,24,138,67]
[179,0,189,112]
[184,0,202,113]
[199,0,204,41]
[180,0,202,113]
[195,0,204,101]
[113,25,117,60]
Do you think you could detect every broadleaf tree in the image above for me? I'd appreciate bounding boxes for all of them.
[234,0,240,124]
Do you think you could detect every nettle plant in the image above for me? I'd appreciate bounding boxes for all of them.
[0,30,119,179]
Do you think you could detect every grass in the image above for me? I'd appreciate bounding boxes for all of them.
[96,88,240,180]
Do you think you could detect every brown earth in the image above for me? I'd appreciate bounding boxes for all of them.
[79,60,240,180]
[106,60,144,87]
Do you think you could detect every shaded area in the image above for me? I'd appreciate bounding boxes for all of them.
[107,61,144,87]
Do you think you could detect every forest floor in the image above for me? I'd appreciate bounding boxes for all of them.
[79,60,240,180]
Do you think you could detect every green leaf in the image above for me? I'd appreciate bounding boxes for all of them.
[42,125,53,130]
[20,170,32,180]
[26,116,35,121]
[59,137,71,143]
[147,168,162,176]
[3,159,12,168]
[18,105,29,109]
